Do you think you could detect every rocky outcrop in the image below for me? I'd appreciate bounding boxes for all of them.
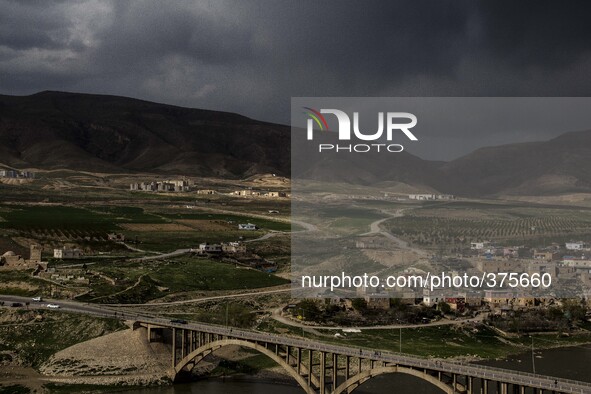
[40,326,171,386]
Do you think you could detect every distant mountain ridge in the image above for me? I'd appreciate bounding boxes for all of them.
[434,130,591,196]
[0,91,290,177]
[1,91,590,196]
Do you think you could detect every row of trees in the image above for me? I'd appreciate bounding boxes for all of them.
[290,298,442,326]
[486,299,588,333]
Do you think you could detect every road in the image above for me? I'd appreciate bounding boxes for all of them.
[244,230,283,243]
[132,248,192,262]
[292,219,319,232]
[244,219,318,243]
[1,294,589,394]
[0,295,119,316]
[119,242,161,254]
[361,208,429,257]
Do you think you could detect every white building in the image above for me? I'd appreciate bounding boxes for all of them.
[471,241,490,250]
[422,289,446,307]
[238,223,257,230]
[53,248,82,259]
[198,243,222,253]
[566,241,586,251]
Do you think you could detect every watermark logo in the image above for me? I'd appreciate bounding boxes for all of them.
[302,107,329,132]
[303,107,418,153]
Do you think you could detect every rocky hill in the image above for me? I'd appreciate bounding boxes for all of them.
[0,91,290,178]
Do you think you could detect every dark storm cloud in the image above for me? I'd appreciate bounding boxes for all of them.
[0,1,76,50]
[1,0,591,160]
[475,1,591,69]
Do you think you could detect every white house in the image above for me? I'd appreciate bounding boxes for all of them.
[471,241,490,250]
[422,289,446,307]
[566,241,586,251]
[198,243,222,253]
[53,248,82,259]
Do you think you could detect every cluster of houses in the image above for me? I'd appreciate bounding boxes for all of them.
[470,240,590,263]
[420,289,552,312]
[107,233,125,242]
[131,184,289,198]
[459,239,591,299]
[408,194,455,201]
[231,189,288,198]
[319,285,556,314]
[193,241,277,273]
[195,241,247,254]
[130,179,190,192]
[313,239,591,314]
[0,169,34,178]
[195,188,289,198]
[38,267,90,285]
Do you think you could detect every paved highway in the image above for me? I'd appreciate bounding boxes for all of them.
[1,294,590,393]
[133,248,192,262]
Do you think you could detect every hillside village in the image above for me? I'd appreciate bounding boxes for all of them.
[326,237,591,324]
[130,179,290,198]
[0,169,35,179]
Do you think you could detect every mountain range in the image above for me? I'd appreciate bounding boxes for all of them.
[1,91,590,197]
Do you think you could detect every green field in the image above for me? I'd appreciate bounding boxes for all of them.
[162,212,291,231]
[0,205,115,231]
[86,206,167,223]
[152,258,288,292]
[78,258,289,304]
[0,270,53,297]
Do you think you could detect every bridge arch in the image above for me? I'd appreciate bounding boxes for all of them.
[173,338,316,394]
[333,365,455,394]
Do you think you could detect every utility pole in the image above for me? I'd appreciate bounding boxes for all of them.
[399,327,402,353]
[225,301,229,327]
[531,336,536,374]
[300,308,305,338]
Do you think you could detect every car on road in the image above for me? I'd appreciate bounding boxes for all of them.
[47,303,60,309]
[32,296,43,302]
[170,319,188,324]
[10,302,23,307]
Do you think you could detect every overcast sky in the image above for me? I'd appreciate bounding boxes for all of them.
[2,1,591,160]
